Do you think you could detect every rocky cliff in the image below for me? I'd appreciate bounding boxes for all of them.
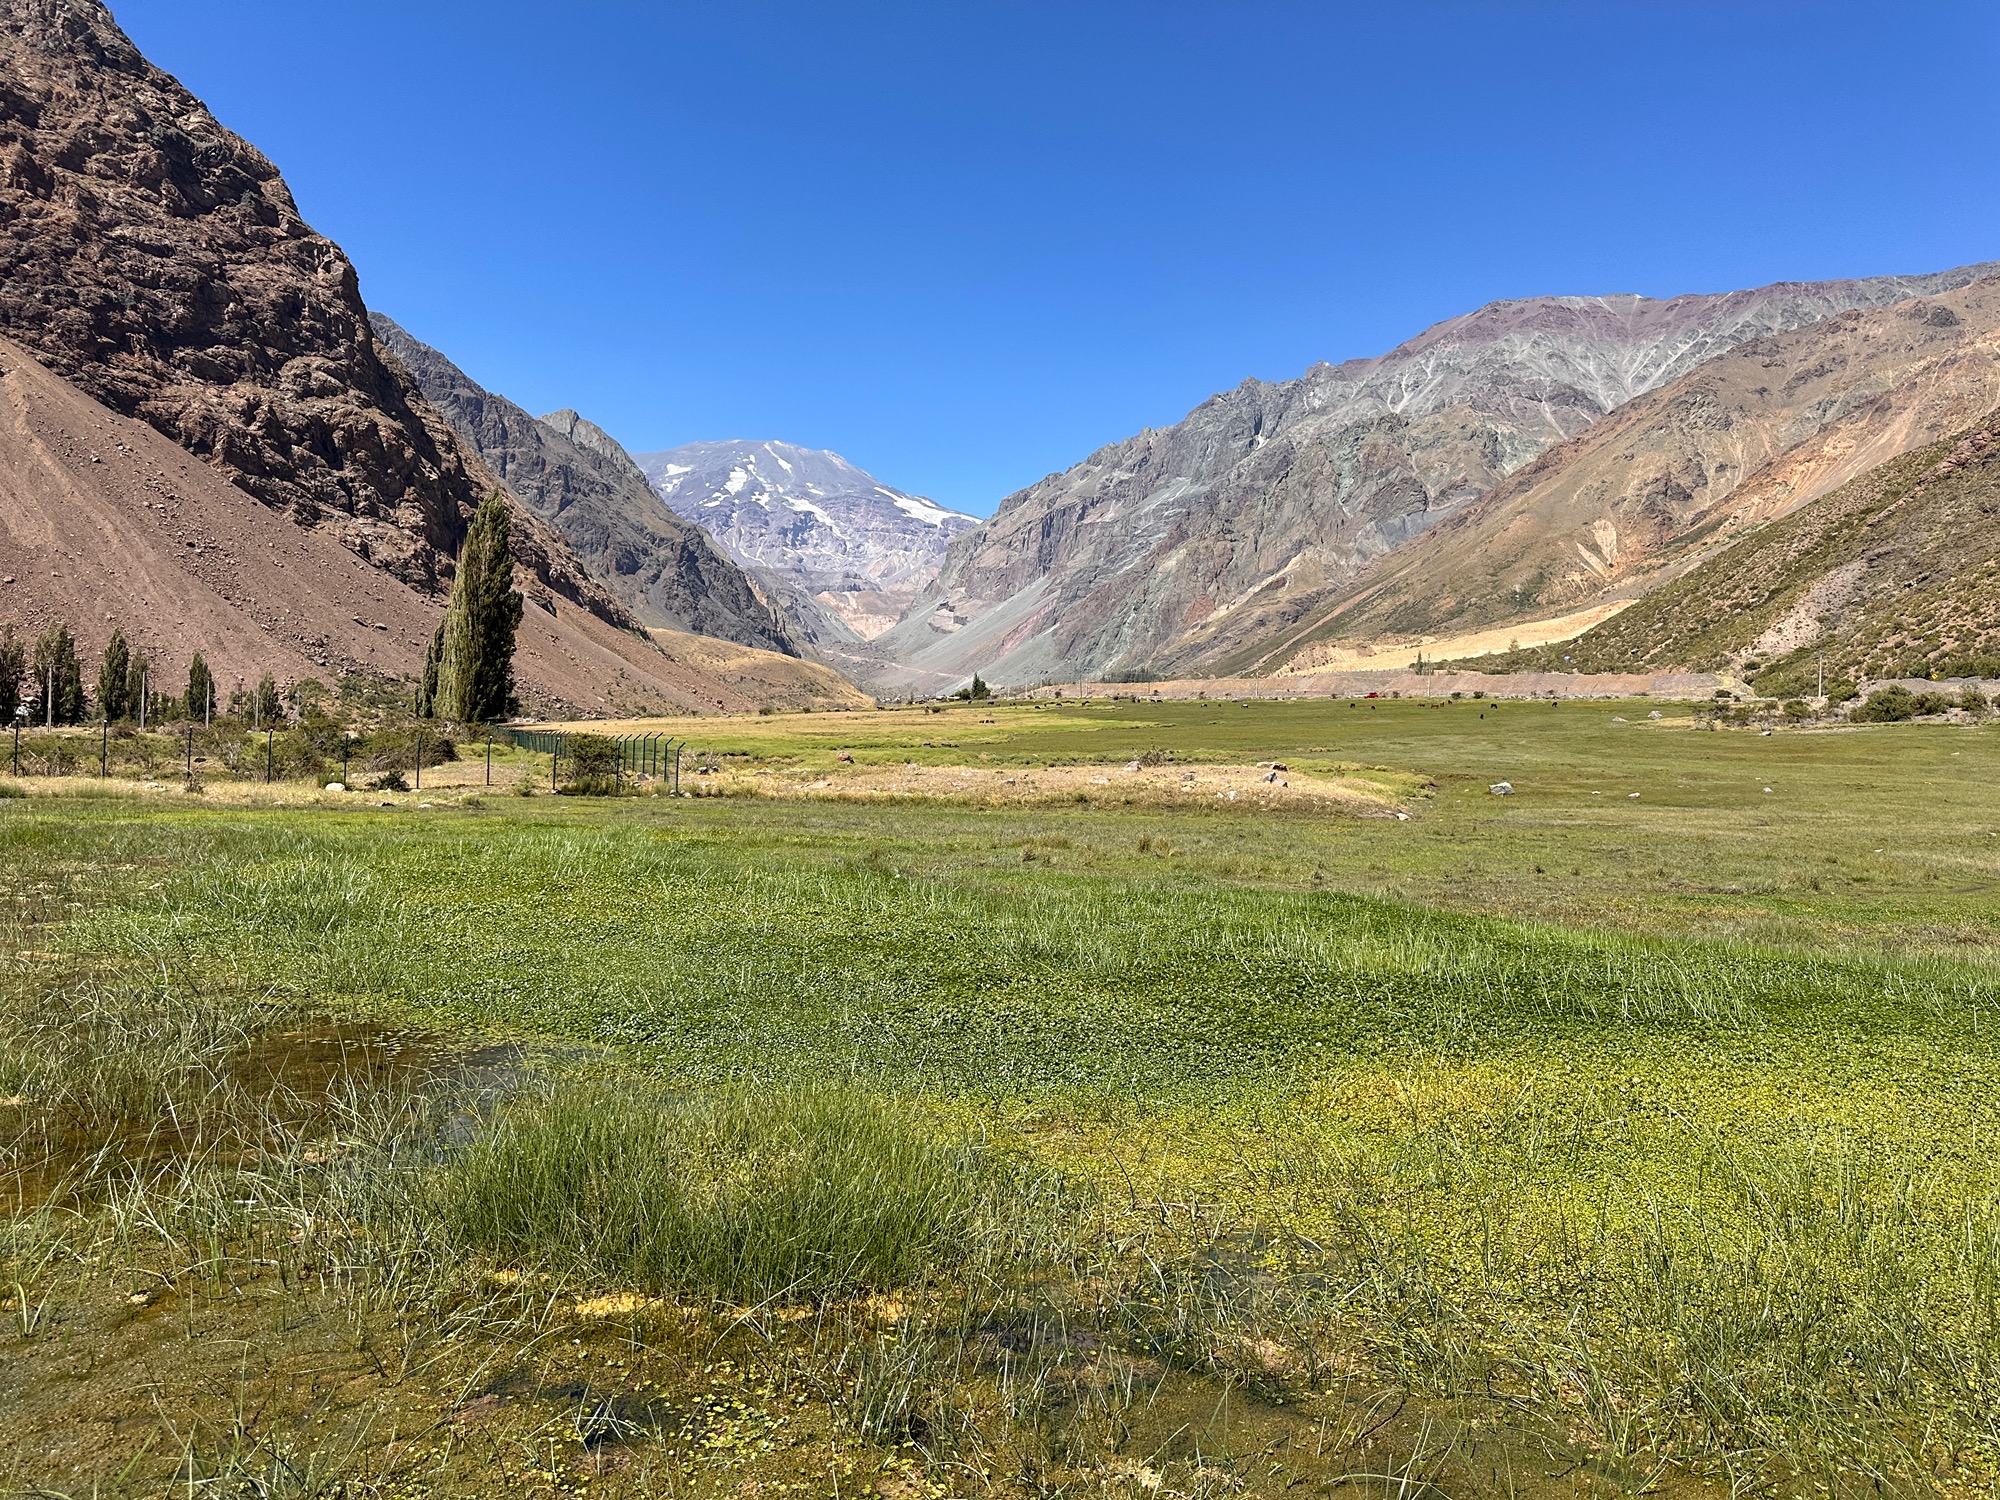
[0,0,667,637]
[369,315,798,655]
[636,440,975,642]
[871,263,2000,690]
[0,333,861,715]
[0,0,868,712]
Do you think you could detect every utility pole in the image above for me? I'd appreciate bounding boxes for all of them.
[45,665,53,729]
[138,668,148,731]
[101,719,108,777]
[264,726,273,783]
[11,713,18,775]
[485,732,492,786]
[186,724,193,781]
[414,728,422,792]
[342,734,350,787]
[1817,652,1825,699]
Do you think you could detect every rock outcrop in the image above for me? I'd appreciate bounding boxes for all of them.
[871,263,2000,690]
[0,333,861,715]
[0,0,675,644]
[369,315,798,654]
[636,440,975,642]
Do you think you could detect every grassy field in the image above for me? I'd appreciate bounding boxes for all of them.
[3,696,1999,1497]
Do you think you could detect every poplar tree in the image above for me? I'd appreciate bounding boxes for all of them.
[98,630,131,721]
[415,620,444,718]
[31,623,85,725]
[126,650,150,722]
[434,491,523,723]
[0,628,21,721]
[186,654,215,720]
[254,672,282,726]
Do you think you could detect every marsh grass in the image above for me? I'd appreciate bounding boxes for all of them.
[7,729,2000,1495]
[433,1083,995,1300]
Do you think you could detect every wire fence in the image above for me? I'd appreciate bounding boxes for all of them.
[502,729,684,794]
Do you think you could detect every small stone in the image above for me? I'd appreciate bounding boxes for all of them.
[324,782,344,793]
[1489,781,1514,795]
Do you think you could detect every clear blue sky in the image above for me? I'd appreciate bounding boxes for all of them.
[112,1,2000,515]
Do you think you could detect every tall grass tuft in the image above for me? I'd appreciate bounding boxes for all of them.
[434,1083,992,1300]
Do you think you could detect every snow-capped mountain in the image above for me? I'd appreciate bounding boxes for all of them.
[634,440,975,640]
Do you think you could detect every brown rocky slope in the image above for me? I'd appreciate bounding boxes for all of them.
[1459,408,2000,697]
[0,334,862,714]
[0,0,843,710]
[1229,278,2000,672]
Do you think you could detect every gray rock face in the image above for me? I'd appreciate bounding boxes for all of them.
[635,440,975,641]
[369,316,798,655]
[872,263,2000,690]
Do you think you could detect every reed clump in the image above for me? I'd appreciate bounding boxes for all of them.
[433,1083,995,1301]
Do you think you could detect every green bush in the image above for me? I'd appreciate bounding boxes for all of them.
[434,1084,992,1300]
[1850,686,1953,722]
[0,781,25,799]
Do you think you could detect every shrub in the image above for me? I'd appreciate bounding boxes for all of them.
[368,770,409,793]
[1782,700,1812,721]
[1850,686,1948,722]
[0,781,25,799]
[1958,686,1988,713]
[559,734,621,795]
[434,1085,992,1300]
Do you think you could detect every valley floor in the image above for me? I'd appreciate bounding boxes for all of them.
[3,697,1998,1497]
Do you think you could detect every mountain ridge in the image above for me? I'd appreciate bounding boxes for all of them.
[367,314,799,655]
[868,261,2000,690]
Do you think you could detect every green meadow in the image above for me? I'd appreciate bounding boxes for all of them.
[4,696,1999,1497]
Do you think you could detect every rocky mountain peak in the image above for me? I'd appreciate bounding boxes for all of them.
[635,439,974,641]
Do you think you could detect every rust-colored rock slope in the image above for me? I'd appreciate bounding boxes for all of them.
[0,336,860,714]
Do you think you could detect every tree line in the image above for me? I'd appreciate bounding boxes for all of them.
[6,492,524,729]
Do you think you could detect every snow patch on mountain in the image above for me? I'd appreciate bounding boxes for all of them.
[634,439,976,641]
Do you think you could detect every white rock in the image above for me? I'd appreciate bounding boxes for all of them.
[324,782,345,793]
[1648,710,1663,720]
[1628,792,1641,799]
[1488,781,1514,795]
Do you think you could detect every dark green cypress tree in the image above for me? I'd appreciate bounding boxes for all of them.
[98,630,130,721]
[435,492,523,723]
[31,623,85,725]
[185,654,215,720]
[0,628,22,722]
[415,620,444,719]
[254,672,282,726]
